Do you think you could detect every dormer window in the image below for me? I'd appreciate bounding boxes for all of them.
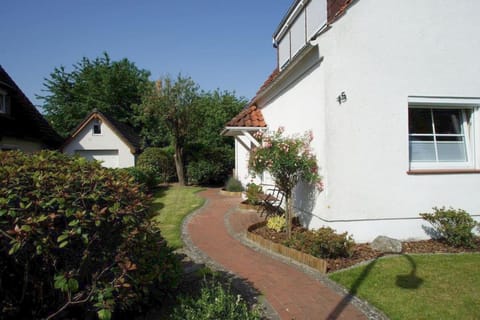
[274,0,328,70]
[0,89,10,114]
[93,120,102,135]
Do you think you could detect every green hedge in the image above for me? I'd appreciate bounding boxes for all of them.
[0,151,180,319]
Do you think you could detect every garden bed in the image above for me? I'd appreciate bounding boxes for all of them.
[238,200,262,211]
[250,222,480,273]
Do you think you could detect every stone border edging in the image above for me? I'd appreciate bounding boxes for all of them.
[247,221,328,273]
[223,209,389,320]
[180,195,280,320]
[219,189,243,197]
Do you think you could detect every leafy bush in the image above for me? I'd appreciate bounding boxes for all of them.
[122,167,158,191]
[0,151,181,319]
[245,183,263,205]
[171,279,261,320]
[225,177,244,192]
[266,215,286,233]
[187,159,224,186]
[420,207,478,248]
[186,145,234,186]
[137,147,176,184]
[284,227,355,259]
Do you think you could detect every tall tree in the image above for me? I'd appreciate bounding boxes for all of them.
[136,75,199,186]
[38,52,150,137]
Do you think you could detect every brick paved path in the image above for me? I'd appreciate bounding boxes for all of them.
[187,188,369,320]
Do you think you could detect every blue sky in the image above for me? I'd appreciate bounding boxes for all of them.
[1,1,291,108]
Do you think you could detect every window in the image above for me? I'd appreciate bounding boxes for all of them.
[408,98,478,170]
[93,121,102,135]
[0,89,9,114]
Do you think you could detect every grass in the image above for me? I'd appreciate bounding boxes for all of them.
[150,185,205,249]
[329,254,480,320]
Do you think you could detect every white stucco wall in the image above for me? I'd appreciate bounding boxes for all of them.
[0,137,43,153]
[244,0,480,242]
[63,120,135,168]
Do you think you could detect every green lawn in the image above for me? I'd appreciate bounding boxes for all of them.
[150,185,205,249]
[329,254,480,320]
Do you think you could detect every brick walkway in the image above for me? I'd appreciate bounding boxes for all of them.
[186,188,369,320]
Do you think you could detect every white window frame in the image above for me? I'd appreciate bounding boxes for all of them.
[408,96,480,170]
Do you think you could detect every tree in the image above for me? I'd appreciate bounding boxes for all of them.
[136,75,199,186]
[248,128,323,238]
[38,52,150,137]
[185,90,246,185]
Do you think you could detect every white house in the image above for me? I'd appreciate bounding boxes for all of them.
[62,110,141,168]
[224,0,480,242]
[0,65,62,152]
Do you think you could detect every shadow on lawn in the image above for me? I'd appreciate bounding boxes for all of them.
[327,254,423,319]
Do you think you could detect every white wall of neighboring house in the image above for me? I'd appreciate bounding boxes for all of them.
[63,120,135,168]
[0,137,43,152]
[239,0,480,242]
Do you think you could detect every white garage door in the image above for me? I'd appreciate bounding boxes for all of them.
[75,150,119,168]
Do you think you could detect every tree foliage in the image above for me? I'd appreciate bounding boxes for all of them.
[135,77,245,185]
[39,52,150,137]
[135,75,199,185]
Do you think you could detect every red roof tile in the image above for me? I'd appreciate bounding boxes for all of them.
[226,105,266,128]
[327,0,354,23]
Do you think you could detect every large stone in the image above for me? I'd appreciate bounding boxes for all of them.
[371,236,402,253]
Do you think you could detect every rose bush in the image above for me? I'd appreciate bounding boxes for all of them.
[249,128,322,238]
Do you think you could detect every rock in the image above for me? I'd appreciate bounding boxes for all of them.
[371,236,402,253]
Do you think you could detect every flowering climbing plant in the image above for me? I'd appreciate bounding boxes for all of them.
[248,127,323,238]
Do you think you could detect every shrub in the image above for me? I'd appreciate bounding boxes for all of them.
[0,151,181,319]
[284,227,355,259]
[225,177,244,192]
[171,278,261,320]
[186,145,234,186]
[420,207,478,248]
[137,147,176,184]
[187,159,224,186]
[122,167,158,191]
[245,183,263,205]
[266,215,286,233]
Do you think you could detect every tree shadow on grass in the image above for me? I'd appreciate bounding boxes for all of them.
[327,254,423,319]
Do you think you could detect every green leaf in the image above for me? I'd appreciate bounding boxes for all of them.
[97,309,112,320]
[21,225,31,232]
[67,278,79,292]
[8,242,21,255]
[68,219,79,227]
[57,233,69,242]
[59,241,68,248]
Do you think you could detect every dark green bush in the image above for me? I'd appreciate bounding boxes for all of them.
[245,183,263,205]
[122,167,158,191]
[137,147,176,184]
[171,278,261,320]
[284,227,355,259]
[0,151,181,319]
[225,177,244,192]
[186,160,224,186]
[186,145,234,186]
[420,207,478,248]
